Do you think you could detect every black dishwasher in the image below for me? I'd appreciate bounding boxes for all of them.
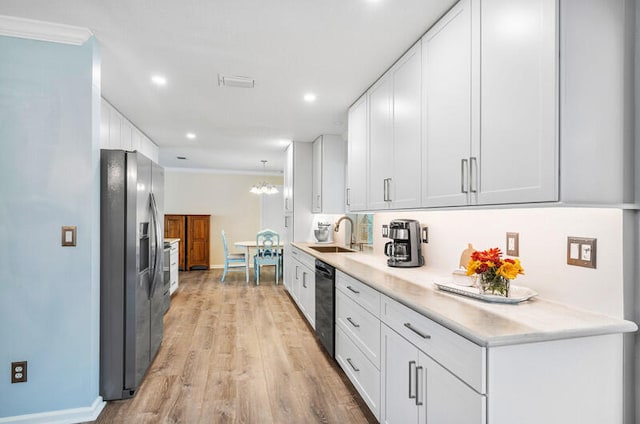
[315,259,335,358]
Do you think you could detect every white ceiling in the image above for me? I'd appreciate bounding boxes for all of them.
[0,0,456,173]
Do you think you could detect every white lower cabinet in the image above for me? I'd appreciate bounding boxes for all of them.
[381,324,486,424]
[166,241,179,295]
[336,327,381,419]
[288,247,315,329]
[298,263,315,328]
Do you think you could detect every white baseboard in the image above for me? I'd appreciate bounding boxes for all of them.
[0,396,105,424]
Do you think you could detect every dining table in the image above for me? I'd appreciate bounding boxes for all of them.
[234,239,284,280]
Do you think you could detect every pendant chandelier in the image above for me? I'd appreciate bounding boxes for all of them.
[250,160,279,195]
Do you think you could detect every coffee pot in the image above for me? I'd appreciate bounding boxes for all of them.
[383,219,425,268]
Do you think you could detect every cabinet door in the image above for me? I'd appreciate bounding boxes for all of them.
[312,136,322,213]
[187,215,210,270]
[299,265,315,328]
[284,143,294,213]
[477,0,558,205]
[347,95,368,211]
[108,108,122,149]
[100,99,110,148]
[418,351,486,424]
[121,123,133,151]
[422,0,473,207]
[291,259,301,303]
[367,75,393,210]
[381,325,419,424]
[390,43,422,209]
[164,215,186,270]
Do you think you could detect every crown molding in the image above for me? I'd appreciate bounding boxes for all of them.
[0,14,93,45]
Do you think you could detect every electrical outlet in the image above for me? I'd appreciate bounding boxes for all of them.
[11,361,27,383]
[506,232,519,256]
[567,237,597,269]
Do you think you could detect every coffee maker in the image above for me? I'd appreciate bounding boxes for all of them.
[383,219,424,268]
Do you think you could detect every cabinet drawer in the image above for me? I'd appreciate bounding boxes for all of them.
[381,295,486,394]
[291,246,315,270]
[336,290,381,368]
[336,327,380,420]
[336,270,380,317]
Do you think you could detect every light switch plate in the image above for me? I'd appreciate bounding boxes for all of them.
[567,237,596,268]
[61,226,77,247]
[506,232,519,256]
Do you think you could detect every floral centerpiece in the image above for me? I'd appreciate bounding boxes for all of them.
[466,248,524,297]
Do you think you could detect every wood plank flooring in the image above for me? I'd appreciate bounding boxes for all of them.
[93,268,377,423]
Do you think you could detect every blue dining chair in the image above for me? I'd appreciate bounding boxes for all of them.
[221,230,249,283]
[254,229,280,285]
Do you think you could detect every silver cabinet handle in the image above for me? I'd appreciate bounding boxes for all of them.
[383,178,393,202]
[404,323,431,339]
[295,265,299,280]
[346,358,360,372]
[415,366,424,406]
[346,317,360,328]
[346,285,360,294]
[316,194,321,209]
[408,360,416,399]
[470,156,478,193]
[461,159,469,193]
[383,179,388,202]
[285,197,289,210]
[284,216,289,228]
[346,188,351,206]
[302,272,307,288]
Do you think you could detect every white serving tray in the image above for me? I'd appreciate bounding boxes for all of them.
[434,281,538,304]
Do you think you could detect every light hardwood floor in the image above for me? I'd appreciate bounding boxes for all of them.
[93,268,377,423]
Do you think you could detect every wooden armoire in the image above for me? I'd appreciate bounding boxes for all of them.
[164,214,210,271]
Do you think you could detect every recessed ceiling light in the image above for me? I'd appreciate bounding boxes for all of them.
[151,75,167,86]
[186,132,196,139]
[304,93,317,103]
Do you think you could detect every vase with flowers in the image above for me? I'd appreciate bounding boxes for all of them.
[466,248,524,297]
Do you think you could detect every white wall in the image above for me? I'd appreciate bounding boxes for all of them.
[374,207,626,318]
[164,170,283,266]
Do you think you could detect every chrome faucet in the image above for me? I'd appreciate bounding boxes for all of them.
[334,216,356,249]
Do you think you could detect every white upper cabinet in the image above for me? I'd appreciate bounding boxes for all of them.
[367,72,394,210]
[367,42,422,210]
[389,43,422,209]
[284,143,294,213]
[421,0,557,207]
[422,0,472,207]
[347,95,368,212]
[108,105,122,149]
[312,134,346,214]
[476,0,558,204]
[100,98,159,163]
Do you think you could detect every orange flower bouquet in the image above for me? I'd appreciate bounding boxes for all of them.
[466,248,524,297]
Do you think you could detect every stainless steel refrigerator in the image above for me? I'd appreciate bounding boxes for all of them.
[100,149,168,400]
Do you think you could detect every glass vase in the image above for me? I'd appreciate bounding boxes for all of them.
[479,273,510,297]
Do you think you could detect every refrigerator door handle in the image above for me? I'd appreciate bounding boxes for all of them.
[148,192,162,299]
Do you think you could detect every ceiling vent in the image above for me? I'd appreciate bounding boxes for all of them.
[218,74,255,89]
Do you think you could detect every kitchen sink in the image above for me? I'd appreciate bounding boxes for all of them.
[309,245,356,253]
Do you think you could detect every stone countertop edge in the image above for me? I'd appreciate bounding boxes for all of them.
[292,242,638,347]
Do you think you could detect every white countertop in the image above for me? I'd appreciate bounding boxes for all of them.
[292,242,638,347]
